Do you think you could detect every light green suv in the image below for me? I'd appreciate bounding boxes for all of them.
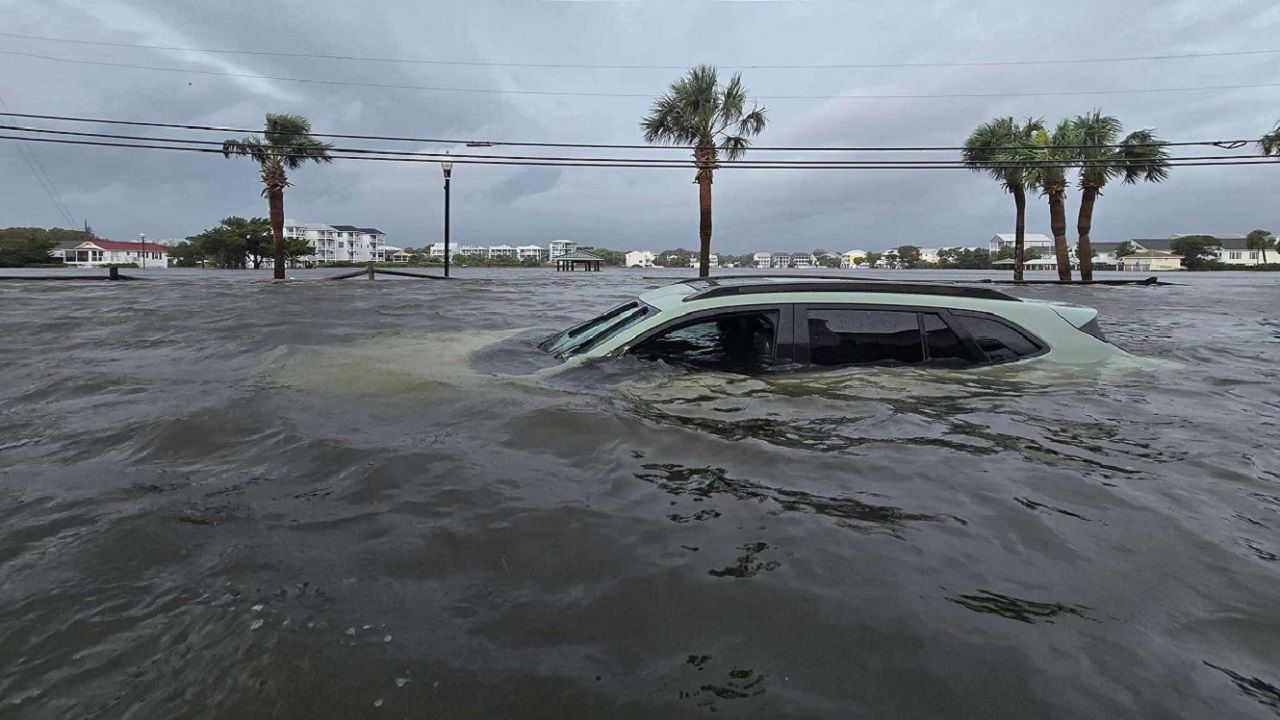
[540,277,1123,373]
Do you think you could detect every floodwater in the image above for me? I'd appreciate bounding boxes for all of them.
[1,267,1278,719]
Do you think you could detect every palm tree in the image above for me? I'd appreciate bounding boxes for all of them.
[963,117,1043,281]
[641,65,767,278]
[1027,120,1076,282]
[1069,112,1169,281]
[223,114,332,280]
[1246,229,1275,264]
[1261,122,1280,156]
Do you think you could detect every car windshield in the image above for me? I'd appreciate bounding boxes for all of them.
[541,301,654,357]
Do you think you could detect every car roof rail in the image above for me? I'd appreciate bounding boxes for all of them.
[682,280,1022,303]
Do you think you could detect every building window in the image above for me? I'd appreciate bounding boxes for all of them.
[1229,251,1241,260]
[1249,251,1259,260]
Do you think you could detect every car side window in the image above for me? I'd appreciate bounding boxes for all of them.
[951,314,1041,363]
[922,313,973,363]
[631,311,779,373]
[807,309,923,365]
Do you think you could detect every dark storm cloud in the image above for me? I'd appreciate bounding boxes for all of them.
[1,0,1277,251]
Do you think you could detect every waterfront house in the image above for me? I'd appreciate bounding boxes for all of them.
[687,253,719,269]
[549,239,577,259]
[840,250,867,268]
[517,245,548,263]
[1120,249,1183,272]
[991,257,1061,272]
[753,252,773,268]
[625,250,656,268]
[772,252,792,269]
[488,244,517,260]
[988,233,1055,255]
[389,249,413,263]
[60,239,168,268]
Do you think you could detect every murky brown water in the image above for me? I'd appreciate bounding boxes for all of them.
[2,267,1278,719]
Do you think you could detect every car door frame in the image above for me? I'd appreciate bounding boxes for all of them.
[612,304,796,367]
[792,302,987,366]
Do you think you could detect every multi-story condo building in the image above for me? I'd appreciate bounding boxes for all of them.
[283,220,387,263]
[753,252,773,268]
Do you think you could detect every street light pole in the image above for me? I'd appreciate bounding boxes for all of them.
[441,154,452,278]
[139,232,146,269]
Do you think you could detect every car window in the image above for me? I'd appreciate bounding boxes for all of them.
[807,309,923,366]
[951,314,1041,363]
[922,313,972,363]
[631,311,778,373]
[542,301,652,356]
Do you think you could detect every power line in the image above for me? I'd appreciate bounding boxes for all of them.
[0,125,1267,167]
[0,95,75,225]
[2,134,1274,171]
[4,30,1278,70]
[0,112,1259,153]
[4,49,1280,101]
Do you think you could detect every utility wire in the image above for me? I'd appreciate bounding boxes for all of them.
[4,49,1280,101]
[0,112,1259,153]
[4,30,1278,70]
[0,95,76,225]
[1,125,1268,167]
[2,134,1274,171]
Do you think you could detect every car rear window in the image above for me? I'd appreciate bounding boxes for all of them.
[542,301,652,356]
[951,314,1041,363]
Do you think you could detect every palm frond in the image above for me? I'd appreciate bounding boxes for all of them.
[1260,122,1280,155]
[1117,128,1170,184]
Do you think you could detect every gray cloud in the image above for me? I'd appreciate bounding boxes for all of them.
[2,0,1277,251]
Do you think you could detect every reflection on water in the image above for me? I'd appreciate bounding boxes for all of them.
[2,268,1279,719]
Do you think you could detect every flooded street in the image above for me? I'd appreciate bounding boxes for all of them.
[2,268,1278,719]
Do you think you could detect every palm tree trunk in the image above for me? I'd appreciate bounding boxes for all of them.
[697,168,713,279]
[1012,184,1026,282]
[1077,186,1098,282]
[1048,190,1071,281]
[268,186,286,280]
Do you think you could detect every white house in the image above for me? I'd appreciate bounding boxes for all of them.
[989,233,1055,255]
[688,253,719,268]
[791,253,813,269]
[753,252,773,268]
[58,239,168,268]
[517,245,548,262]
[549,239,576,259]
[1126,234,1272,267]
[488,244,517,259]
[625,250,656,268]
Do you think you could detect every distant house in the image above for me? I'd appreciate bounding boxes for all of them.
[839,250,866,269]
[517,245,548,263]
[1120,249,1183,272]
[60,239,168,268]
[1126,234,1267,267]
[991,257,1060,271]
[989,233,1055,255]
[389,249,414,263]
[549,239,577,259]
[625,250,656,268]
[753,252,773,269]
[687,253,719,269]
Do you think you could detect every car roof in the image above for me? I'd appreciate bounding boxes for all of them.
[637,276,1021,312]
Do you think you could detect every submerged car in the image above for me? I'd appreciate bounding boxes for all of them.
[540,277,1122,373]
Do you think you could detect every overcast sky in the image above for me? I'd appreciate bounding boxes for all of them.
[1,0,1278,252]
